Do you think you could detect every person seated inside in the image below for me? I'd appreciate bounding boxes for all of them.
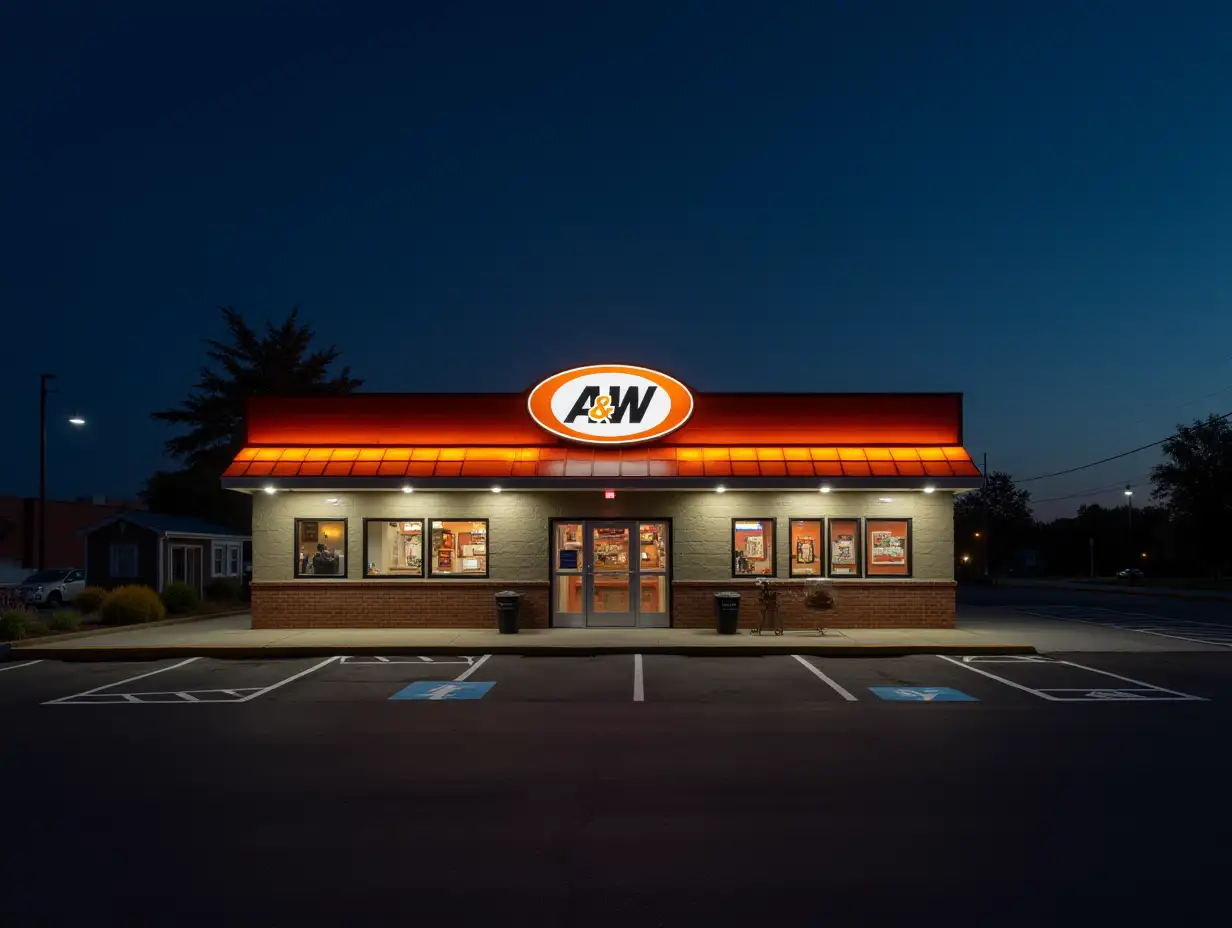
[311,543,339,575]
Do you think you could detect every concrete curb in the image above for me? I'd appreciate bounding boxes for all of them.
[6,611,251,648]
[9,642,1037,661]
[996,581,1232,603]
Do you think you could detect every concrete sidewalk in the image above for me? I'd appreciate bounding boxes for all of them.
[8,612,1041,659]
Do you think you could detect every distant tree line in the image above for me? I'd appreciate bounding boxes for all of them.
[957,414,1232,579]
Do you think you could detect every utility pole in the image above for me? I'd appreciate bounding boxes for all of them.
[981,452,990,578]
[38,373,55,571]
[1124,485,1134,570]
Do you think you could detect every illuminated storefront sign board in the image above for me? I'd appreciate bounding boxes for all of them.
[527,364,694,446]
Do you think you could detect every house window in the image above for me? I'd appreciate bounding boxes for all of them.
[732,518,776,577]
[429,520,489,577]
[295,519,348,578]
[110,543,139,578]
[363,519,425,577]
[212,542,244,577]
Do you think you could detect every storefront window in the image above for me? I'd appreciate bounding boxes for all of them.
[554,522,583,615]
[827,519,861,576]
[639,522,669,613]
[364,519,425,577]
[789,519,823,577]
[429,519,489,577]
[732,518,775,577]
[295,519,347,578]
[865,518,912,577]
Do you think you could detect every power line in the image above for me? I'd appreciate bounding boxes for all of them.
[1014,410,1232,484]
[1029,473,1154,505]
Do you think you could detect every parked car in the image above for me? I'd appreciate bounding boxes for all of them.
[1116,568,1144,580]
[18,568,86,607]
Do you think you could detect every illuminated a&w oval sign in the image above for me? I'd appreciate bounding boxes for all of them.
[527,364,694,446]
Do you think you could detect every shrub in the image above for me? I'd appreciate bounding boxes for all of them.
[100,585,166,625]
[50,609,82,632]
[160,580,201,615]
[203,578,241,603]
[74,586,108,614]
[23,615,48,637]
[1,610,27,641]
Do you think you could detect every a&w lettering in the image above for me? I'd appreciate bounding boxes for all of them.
[563,385,658,425]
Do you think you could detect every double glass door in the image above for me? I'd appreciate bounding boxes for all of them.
[553,520,669,628]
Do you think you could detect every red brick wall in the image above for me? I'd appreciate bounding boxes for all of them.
[672,580,955,629]
[252,578,953,628]
[251,580,551,629]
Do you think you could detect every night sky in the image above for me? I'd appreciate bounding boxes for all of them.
[4,1,1231,520]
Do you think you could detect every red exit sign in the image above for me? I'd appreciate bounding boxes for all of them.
[604,490,616,499]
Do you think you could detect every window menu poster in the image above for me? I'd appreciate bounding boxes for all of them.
[790,519,822,577]
[828,519,860,576]
[865,519,911,576]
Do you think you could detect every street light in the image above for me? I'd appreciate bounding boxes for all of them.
[39,374,86,570]
[1124,485,1134,569]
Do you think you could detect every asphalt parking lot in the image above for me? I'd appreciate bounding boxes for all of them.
[5,643,1230,926]
[4,649,1228,707]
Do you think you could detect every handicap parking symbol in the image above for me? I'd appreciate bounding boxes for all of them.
[390,681,495,701]
[870,686,978,702]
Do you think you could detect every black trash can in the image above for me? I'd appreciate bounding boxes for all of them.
[714,592,741,635]
[495,590,523,634]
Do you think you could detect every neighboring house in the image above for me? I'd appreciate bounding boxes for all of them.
[0,495,142,584]
[80,511,250,596]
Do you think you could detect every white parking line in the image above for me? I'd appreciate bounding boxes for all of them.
[454,654,490,682]
[791,654,858,701]
[937,654,1207,702]
[0,660,43,673]
[235,656,342,701]
[1019,607,1232,648]
[633,654,644,702]
[44,657,201,705]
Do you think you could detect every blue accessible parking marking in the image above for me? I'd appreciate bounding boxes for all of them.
[390,681,495,701]
[869,686,978,702]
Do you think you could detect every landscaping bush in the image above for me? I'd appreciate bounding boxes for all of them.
[203,578,241,603]
[160,580,201,615]
[23,615,49,637]
[100,585,166,625]
[50,609,82,632]
[74,586,108,614]
[1,610,27,641]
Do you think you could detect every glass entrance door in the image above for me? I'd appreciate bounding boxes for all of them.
[551,520,671,628]
[587,523,636,627]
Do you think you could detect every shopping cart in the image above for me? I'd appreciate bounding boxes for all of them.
[750,579,783,635]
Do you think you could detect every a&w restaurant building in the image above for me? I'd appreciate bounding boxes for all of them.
[222,365,983,630]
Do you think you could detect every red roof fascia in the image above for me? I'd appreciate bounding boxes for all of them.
[246,393,962,447]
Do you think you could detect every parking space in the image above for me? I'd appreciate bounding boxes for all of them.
[3,649,1221,707]
[937,653,1206,701]
[800,654,1039,704]
[1018,605,1232,648]
[0,658,196,706]
[642,655,854,704]
[481,655,634,703]
[265,654,484,702]
[43,656,338,705]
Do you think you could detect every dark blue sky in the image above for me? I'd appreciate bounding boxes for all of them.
[4,1,1231,519]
